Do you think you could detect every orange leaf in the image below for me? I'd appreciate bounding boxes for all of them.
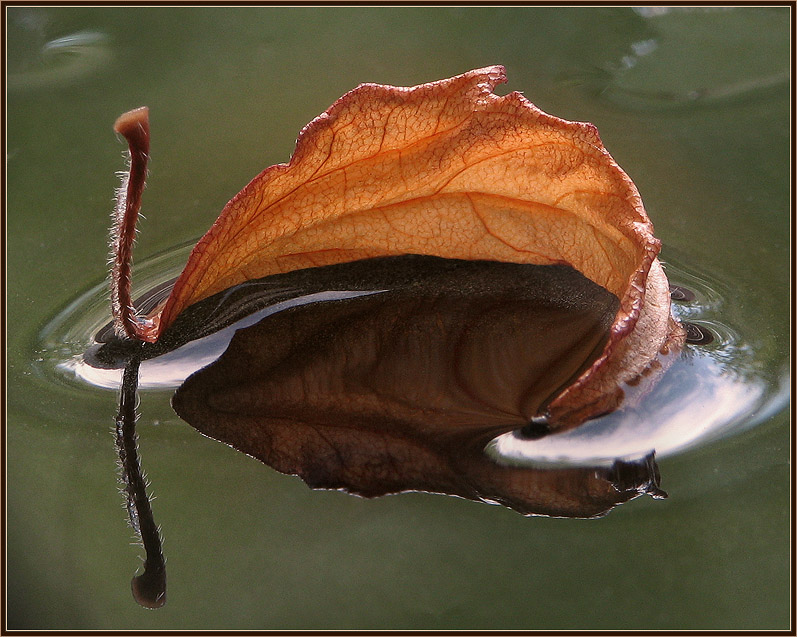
[116,65,684,427]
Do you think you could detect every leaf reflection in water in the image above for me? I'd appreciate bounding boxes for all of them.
[156,255,666,518]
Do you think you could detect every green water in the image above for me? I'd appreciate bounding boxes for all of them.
[6,6,790,630]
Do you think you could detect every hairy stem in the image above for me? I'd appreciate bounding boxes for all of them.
[115,349,167,608]
[111,107,153,340]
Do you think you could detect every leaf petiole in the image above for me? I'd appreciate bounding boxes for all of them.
[111,106,156,341]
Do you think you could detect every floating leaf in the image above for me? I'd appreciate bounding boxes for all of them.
[112,65,683,427]
[102,68,689,604]
[171,256,665,518]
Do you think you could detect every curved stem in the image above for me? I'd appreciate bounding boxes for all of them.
[115,349,167,608]
[111,107,154,340]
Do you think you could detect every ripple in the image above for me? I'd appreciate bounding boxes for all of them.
[487,348,768,467]
[34,241,194,390]
[8,30,112,91]
[34,241,788,466]
[574,7,789,111]
[487,256,787,467]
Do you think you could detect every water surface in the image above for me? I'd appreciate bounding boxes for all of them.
[7,6,790,630]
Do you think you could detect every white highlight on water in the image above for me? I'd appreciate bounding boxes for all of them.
[59,290,387,390]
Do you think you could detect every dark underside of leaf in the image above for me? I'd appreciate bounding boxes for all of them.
[170,255,659,517]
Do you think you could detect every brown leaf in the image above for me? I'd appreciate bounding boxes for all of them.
[118,65,684,427]
[171,257,664,518]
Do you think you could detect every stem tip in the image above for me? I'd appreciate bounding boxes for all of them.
[132,567,167,609]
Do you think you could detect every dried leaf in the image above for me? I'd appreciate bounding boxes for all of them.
[172,257,664,518]
[117,65,684,427]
